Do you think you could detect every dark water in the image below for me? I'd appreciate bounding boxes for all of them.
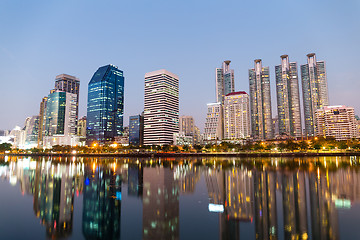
[0,156,360,240]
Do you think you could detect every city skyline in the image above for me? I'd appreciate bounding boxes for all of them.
[0,1,359,131]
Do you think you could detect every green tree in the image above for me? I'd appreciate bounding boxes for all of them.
[193,144,203,152]
[0,143,12,152]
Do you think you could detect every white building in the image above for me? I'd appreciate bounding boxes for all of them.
[315,105,357,140]
[204,102,223,141]
[173,132,193,146]
[143,69,179,145]
[223,91,250,140]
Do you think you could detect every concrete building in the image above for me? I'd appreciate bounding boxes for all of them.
[249,59,273,140]
[223,91,250,140]
[24,116,40,149]
[275,55,302,138]
[216,61,235,104]
[129,114,144,146]
[143,69,179,145]
[204,102,223,141]
[38,96,48,147]
[301,53,329,137]
[315,105,357,140]
[173,132,193,146]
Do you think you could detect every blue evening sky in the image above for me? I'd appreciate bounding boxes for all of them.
[0,0,359,131]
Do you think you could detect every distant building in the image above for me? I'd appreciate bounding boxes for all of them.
[249,59,273,140]
[356,115,360,138]
[173,132,193,146]
[77,116,87,137]
[129,114,144,146]
[179,115,201,144]
[275,55,302,138]
[301,53,329,137]
[114,135,129,146]
[216,61,235,104]
[143,69,179,145]
[272,117,279,137]
[86,64,125,145]
[193,126,201,144]
[43,90,79,148]
[204,102,223,141]
[315,105,357,140]
[223,91,250,140]
[38,96,48,147]
[24,116,40,149]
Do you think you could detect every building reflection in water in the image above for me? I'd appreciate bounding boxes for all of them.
[142,167,179,240]
[82,163,122,240]
[2,156,360,240]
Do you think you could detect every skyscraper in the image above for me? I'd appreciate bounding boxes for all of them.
[216,61,235,104]
[86,64,125,145]
[249,59,273,140]
[275,55,302,138]
[37,96,48,147]
[43,90,78,147]
[129,114,144,146]
[223,91,250,140]
[55,74,80,123]
[179,116,195,136]
[143,69,179,145]
[301,53,329,137]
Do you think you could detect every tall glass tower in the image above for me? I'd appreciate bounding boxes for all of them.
[249,59,273,140]
[301,53,329,137]
[216,60,235,104]
[86,64,125,145]
[275,55,302,138]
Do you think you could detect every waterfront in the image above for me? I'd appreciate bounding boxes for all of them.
[1,156,360,240]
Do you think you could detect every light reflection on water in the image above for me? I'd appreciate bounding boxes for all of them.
[0,156,360,240]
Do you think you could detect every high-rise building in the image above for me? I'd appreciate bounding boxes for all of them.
[249,59,273,140]
[86,64,125,145]
[55,74,80,124]
[301,53,329,137]
[143,69,179,145]
[43,90,79,147]
[223,91,250,140]
[24,115,40,148]
[216,61,235,104]
[37,96,48,147]
[179,116,195,136]
[275,55,302,138]
[315,105,357,140]
[129,114,144,146]
[77,116,87,138]
[204,102,223,141]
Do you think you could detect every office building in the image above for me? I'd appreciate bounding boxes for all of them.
[216,61,235,104]
[37,96,48,147]
[86,64,125,145]
[275,55,302,138]
[55,74,80,124]
[24,115,40,149]
[143,69,179,145]
[249,59,273,140]
[301,53,329,137]
[129,114,144,146]
[173,132,193,146]
[315,105,357,140]
[204,102,223,141]
[43,90,79,147]
[77,116,87,137]
[223,91,250,140]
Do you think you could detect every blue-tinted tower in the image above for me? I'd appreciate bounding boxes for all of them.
[86,65,124,145]
[129,114,143,146]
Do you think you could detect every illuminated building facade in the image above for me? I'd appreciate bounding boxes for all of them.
[204,102,223,141]
[216,60,235,104]
[43,90,79,148]
[301,53,329,136]
[249,59,273,140]
[223,91,250,140]
[315,105,357,140]
[143,69,179,145]
[86,64,125,145]
[275,55,302,138]
[129,114,144,146]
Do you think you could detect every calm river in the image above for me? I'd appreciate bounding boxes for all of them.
[0,155,360,240]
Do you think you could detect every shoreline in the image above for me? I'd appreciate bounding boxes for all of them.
[1,151,360,158]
